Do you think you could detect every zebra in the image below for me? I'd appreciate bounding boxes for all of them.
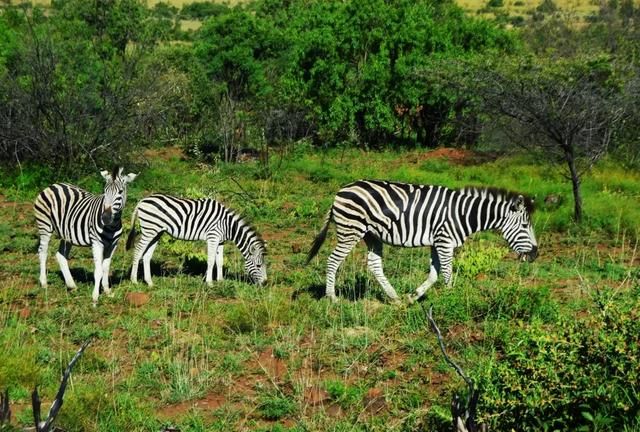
[34,167,138,304]
[306,180,538,303]
[125,194,267,287]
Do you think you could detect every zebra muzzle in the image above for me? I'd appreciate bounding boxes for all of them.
[101,209,113,225]
[521,246,538,262]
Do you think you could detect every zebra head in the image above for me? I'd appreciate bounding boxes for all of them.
[500,194,538,262]
[100,167,137,225]
[245,240,267,285]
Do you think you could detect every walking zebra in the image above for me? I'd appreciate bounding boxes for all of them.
[306,180,538,303]
[126,194,267,286]
[34,167,138,304]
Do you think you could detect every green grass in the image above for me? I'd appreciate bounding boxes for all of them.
[0,147,638,431]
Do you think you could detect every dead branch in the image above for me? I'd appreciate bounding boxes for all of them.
[32,338,92,432]
[423,304,486,432]
[0,388,10,425]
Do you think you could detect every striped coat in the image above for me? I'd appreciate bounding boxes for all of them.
[34,167,137,304]
[126,194,266,287]
[307,180,537,302]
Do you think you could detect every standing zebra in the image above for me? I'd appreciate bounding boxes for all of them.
[34,167,138,304]
[306,180,538,303]
[126,194,267,286]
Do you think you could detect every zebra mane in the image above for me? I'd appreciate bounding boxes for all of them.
[228,208,267,253]
[457,186,535,214]
[111,165,121,179]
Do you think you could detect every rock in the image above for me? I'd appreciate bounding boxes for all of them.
[125,292,150,307]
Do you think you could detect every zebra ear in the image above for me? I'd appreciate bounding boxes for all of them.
[100,170,111,181]
[124,173,138,183]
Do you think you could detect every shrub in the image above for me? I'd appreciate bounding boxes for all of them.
[480,288,640,431]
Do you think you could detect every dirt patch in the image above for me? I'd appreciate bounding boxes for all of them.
[256,348,288,382]
[303,385,331,406]
[378,350,408,372]
[17,307,31,319]
[446,324,484,344]
[158,393,226,420]
[362,387,386,414]
[325,402,344,418]
[414,148,496,166]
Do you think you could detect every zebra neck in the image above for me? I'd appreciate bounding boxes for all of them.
[223,214,257,254]
[458,195,507,238]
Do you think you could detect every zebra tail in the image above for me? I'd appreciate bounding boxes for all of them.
[125,207,139,251]
[306,208,332,265]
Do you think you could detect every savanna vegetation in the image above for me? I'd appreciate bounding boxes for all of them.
[0,0,639,431]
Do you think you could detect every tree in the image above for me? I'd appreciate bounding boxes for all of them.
[476,56,632,222]
[0,1,180,174]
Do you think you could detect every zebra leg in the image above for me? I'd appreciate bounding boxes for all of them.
[101,242,117,297]
[55,240,77,290]
[38,232,51,288]
[131,231,160,285]
[91,243,105,305]
[143,240,161,287]
[364,235,400,302]
[205,238,221,286]
[409,246,443,303]
[325,236,360,302]
[215,244,224,281]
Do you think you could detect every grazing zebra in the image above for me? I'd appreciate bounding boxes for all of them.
[306,180,538,303]
[126,194,267,286]
[34,167,138,304]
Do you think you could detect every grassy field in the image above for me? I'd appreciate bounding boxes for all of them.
[0,147,639,431]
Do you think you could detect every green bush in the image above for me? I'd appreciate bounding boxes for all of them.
[480,288,640,431]
[456,241,508,279]
[258,393,297,420]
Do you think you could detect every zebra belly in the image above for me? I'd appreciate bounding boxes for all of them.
[367,224,433,247]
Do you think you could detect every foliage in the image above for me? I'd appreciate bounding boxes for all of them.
[0,1,178,175]
[480,288,640,431]
[473,55,638,222]
[455,241,508,279]
[180,2,228,20]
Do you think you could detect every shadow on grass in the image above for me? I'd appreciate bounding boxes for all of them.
[125,257,254,285]
[292,274,387,302]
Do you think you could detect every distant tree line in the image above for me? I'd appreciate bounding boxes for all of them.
[0,0,638,220]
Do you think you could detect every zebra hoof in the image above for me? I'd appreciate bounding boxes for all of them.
[406,294,418,305]
[67,284,77,291]
[106,290,115,298]
[327,295,339,303]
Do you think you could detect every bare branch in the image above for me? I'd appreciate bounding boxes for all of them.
[32,338,93,432]
[0,388,10,425]
[423,304,485,432]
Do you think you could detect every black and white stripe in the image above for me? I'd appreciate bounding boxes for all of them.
[126,194,267,286]
[34,167,137,304]
[307,180,538,302]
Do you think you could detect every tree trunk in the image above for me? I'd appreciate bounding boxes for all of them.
[565,147,583,222]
